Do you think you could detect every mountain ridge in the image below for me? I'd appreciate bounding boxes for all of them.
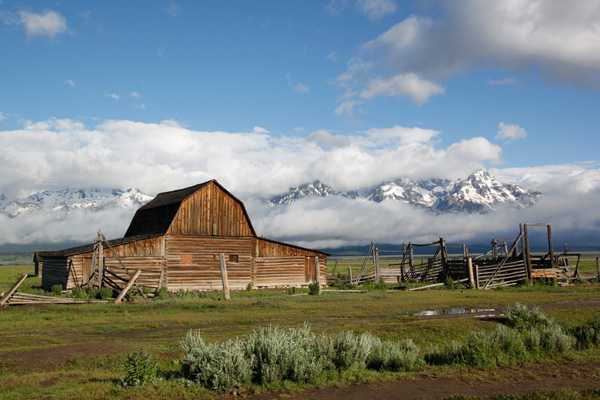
[268,168,541,213]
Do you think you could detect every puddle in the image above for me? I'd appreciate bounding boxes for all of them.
[404,307,501,318]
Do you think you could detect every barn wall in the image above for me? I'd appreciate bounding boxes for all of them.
[41,258,69,290]
[167,182,254,237]
[165,235,253,291]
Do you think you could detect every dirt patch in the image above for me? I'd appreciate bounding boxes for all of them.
[238,360,600,400]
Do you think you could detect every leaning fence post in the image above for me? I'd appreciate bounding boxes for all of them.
[219,253,230,300]
[114,270,142,304]
[348,266,353,286]
[0,273,28,307]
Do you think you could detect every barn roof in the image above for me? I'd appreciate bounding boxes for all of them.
[124,180,257,237]
[34,233,163,259]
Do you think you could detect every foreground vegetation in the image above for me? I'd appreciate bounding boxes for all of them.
[1,265,600,399]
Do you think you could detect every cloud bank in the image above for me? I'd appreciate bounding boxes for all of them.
[1,118,599,248]
[336,0,600,110]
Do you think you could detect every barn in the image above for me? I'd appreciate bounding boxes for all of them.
[36,180,328,292]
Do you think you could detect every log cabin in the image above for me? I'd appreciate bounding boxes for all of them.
[36,180,328,291]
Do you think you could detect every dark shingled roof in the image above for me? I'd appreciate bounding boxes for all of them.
[124,181,212,237]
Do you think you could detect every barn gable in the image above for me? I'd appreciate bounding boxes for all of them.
[125,180,256,237]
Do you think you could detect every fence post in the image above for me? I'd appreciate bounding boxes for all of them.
[467,258,475,288]
[596,257,600,281]
[348,266,353,286]
[314,256,321,295]
[374,248,380,284]
[474,264,480,289]
[219,253,230,300]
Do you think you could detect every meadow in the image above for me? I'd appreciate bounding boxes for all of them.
[1,261,600,399]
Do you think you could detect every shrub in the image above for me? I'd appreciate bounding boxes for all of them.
[71,286,89,299]
[155,287,169,300]
[246,283,253,291]
[366,338,423,372]
[51,284,63,296]
[97,286,113,300]
[570,317,600,350]
[426,325,528,368]
[181,330,252,392]
[505,303,554,331]
[308,282,320,295]
[245,324,325,384]
[329,330,375,370]
[122,348,158,387]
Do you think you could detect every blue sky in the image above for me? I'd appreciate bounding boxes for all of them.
[1,0,600,247]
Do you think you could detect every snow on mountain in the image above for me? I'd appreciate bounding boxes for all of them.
[267,181,339,206]
[0,188,152,219]
[267,169,541,213]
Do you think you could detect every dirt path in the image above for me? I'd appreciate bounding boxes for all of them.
[241,361,600,399]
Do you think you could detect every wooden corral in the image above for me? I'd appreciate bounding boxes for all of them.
[36,180,328,292]
[342,223,577,290]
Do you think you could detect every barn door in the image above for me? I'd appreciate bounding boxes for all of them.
[82,257,92,284]
[305,257,316,283]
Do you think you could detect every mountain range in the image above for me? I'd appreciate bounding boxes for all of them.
[0,188,152,220]
[268,169,542,213]
[0,169,541,229]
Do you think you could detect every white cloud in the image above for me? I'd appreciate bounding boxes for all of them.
[64,79,75,87]
[106,93,119,100]
[0,112,5,121]
[496,122,527,142]
[335,0,600,115]
[285,73,309,93]
[1,117,598,248]
[356,0,397,22]
[306,130,350,148]
[17,10,69,39]
[365,125,440,145]
[334,100,363,117]
[360,73,445,105]
[156,47,165,57]
[163,2,181,17]
[135,103,146,110]
[252,126,270,134]
[130,91,141,98]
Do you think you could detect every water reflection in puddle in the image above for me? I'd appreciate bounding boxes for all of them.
[405,307,500,318]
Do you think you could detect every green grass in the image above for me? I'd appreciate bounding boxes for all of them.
[1,264,600,399]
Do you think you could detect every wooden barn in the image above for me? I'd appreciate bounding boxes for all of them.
[36,180,328,292]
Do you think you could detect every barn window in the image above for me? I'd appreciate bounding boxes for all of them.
[181,254,193,264]
[229,255,238,263]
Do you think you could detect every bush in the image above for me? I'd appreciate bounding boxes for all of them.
[571,317,600,350]
[308,282,320,295]
[71,286,89,299]
[51,284,63,296]
[181,330,252,392]
[426,325,528,368]
[245,324,325,384]
[329,330,375,370]
[366,338,423,372]
[505,303,554,331]
[122,348,158,387]
[155,287,169,300]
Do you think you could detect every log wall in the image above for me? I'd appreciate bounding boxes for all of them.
[165,235,253,290]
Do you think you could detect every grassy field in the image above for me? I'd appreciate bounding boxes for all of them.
[1,264,600,399]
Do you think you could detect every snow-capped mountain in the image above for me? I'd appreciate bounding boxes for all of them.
[0,188,152,219]
[267,181,339,206]
[267,169,541,213]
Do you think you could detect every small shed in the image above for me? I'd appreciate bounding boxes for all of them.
[37,180,328,291]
